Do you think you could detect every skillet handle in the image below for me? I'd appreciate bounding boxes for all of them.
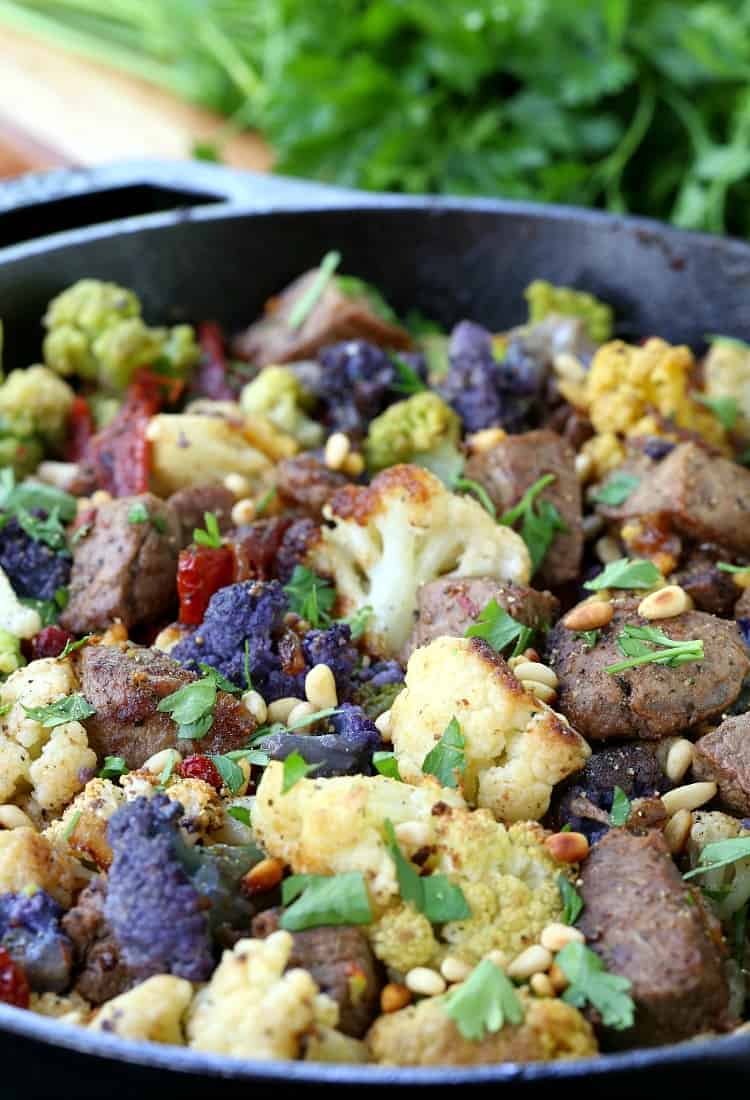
[0,159,361,250]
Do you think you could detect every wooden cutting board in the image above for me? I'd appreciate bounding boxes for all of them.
[0,25,272,178]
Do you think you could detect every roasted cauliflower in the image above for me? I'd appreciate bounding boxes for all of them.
[307,465,531,657]
[0,566,42,640]
[45,777,124,869]
[0,828,82,907]
[686,811,750,921]
[703,337,750,442]
[390,636,590,822]
[90,975,193,1043]
[147,412,275,495]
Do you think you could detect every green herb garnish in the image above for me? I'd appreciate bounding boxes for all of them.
[717,562,750,574]
[227,806,252,828]
[609,785,631,826]
[0,472,76,523]
[283,565,335,627]
[208,753,246,793]
[62,811,81,843]
[557,942,634,1030]
[372,751,402,781]
[576,629,600,649]
[558,874,583,925]
[287,251,341,330]
[70,522,92,546]
[454,477,496,518]
[255,486,277,516]
[584,557,662,591]
[280,871,373,931]
[499,474,568,574]
[605,623,704,674]
[465,598,535,658]
[444,958,524,1041]
[340,605,373,641]
[156,669,224,740]
[193,511,223,549]
[243,639,253,691]
[421,716,466,789]
[390,354,428,395]
[384,819,470,923]
[58,634,93,660]
[16,507,68,553]
[281,751,323,793]
[683,836,750,879]
[128,501,167,533]
[98,755,127,781]
[590,473,640,506]
[159,748,179,786]
[23,693,95,728]
[695,393,738,431]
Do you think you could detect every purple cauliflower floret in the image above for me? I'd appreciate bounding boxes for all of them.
[104,795,213,982]
[0,889,72,992]
[315,340,426,438]
[301,622,358,699]
[261,703,382,777]
[0,514,71,601]
[356,659,403,689]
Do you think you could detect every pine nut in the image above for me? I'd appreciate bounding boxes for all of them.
[375,709,392,742]
[595,536,621,564]
[395,821,431,849]
[513,662,558,689]
[380,983,411,1013]
[343,452,365,477]
[243,857,284,894]
[0,805,34,830]
[507,945,552,980]
[440,956,472,983]
[143,748,182,776]
[234,758,252,797]
[540,923,585,952]
[100,622,128,645]
[145,419,162,441]
[731,569,750,590]
[637,585,692,620]
[267,697,303,724]
[223,473,252,498]
[663,809,693,854]
[467,427,507,454]
[661,782,716,816]
[484,949,508,969]
[665,738,695,784]
[545,831,590,863]
[305,664,338,710]
[241,690,268,725]
[562,600,614,632]
[530,972,555,998]
[548,962,569,993]
[574,452,593,483]
[324,432,350,470]
[90,490,113,507]
[288,701,316,727]
[153,625,183,653]
[231,498,256,526]
[405,967,446,997]
[521,680,557,703]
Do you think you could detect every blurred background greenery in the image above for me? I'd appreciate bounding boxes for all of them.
[2,0,750,235]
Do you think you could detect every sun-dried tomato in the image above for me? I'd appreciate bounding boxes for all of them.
[65,396,95,462]
[196,322,235,401]
[177,544,234,625]
[30,625,75,660]
[86,370,164,497]
[228,517,294,583]
[0,947,30,1008]
[179,754,223,790]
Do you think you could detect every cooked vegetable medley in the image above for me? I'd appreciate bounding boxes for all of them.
[0,266,750,1067]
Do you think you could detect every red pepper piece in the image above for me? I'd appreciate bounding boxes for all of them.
[177,544,234,625]
[0,947,30,1008]
[196,322,235,401]
[30,625,75,660]
[86,370,164,497]
[65,396,95,462]
[179,754,223,790]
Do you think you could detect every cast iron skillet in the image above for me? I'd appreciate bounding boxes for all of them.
[1,160,750,1098]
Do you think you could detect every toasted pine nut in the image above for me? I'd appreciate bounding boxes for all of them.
[663,809,693,854]
[381,983,411,1013]
[100,622,128,646]
[521,680,557,703]
[0,805,34,830]
[574,452,593,483]
[90,490,113,507]
[288,701,316,727]
[235,758,252,797]
[548,961,569,993]
[440,956,472,984]
[665,738,695,784]
[223,473,252,498]
[145,419,162,442]
[530,972,555,998]
[143,748,182,776]
[467,427,507,454]
[343,452,365,477]
[153,624,183,653]
[305,664,338,710]
[405,967,446,997]
[395,821,431,849]
[324,432,350,471]
[513,661,558,689]
[595,536,621,564]
[231,498,256,526]
[243,857,284,894]
[545,831,590,864]
[562,600,614,633]
[540,923,585,952]
[267,697,302,724]
[554,353,586,387]
[637,584,692,620]
[484,949,508,969]
[507,945,552,980]
[661,782,716,816]
[731,569,750,590]
[375,709,392,742]
[241,690,268,725]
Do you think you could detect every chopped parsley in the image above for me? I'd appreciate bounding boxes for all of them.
[340,604,373,641]
[255,486,277,517]
[465,598,535,658]
[158,748,179,787]
[390,353,428,395]
[558,874,583,926]
[193,511,223,549]
[590,472,640,506]
[197,663,241,694]
[243,639,253,691]
[227,806,252,828]
[70,522,93,545]
[0,471,76,523]
[208,753,246,793]
[421,716,465,789]
[576,629,600,649]
[98,755,127,781]
[444,958,524,1041]
[605,623,704,675]
[584,557,662,592]
[16,507,68,554]
[127,501,167,533]
[454,476,496,518]
[62,810,81,843]
[287,250,341,330]
[499,474,568,575]
[384,819,470,923]
[58,634,93,660]
[683,836,750,879]
[23,693,96,728]
[609,785,631,827]
[717,562,750,574]
[283,565,336,627]
[557,942,635,1031]
[156,668,229,740]
[280,870,373,931]
[372,751,402,781]
[695,393,738,431]
[281,751,322,793]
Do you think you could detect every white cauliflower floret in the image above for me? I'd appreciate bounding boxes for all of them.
[0,739,31,803]
[0,566,41,639]
[1,657,78,754]
[704,338,750,442]
[29,721,97,814]
[391,636,590,822]
[187,930,339,1060]
[307,464,531,657]
[687,810,750,920]
[0,828,82,906]
[120,771,223,845]
[148,412,275,495]
[44,777,124,868]
[253,765,464,908]
[31,990,90,1026]
[90,975,192,1044]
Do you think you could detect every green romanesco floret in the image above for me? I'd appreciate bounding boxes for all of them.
[364,391,460,474]
[43,278,199,392]
[0,436,43,479]
[524,279,613,344]
[0,366,75,445]
[0,628,25,677]
[240,365,323,449]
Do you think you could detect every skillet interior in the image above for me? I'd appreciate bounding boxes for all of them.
[1,161,750,1095]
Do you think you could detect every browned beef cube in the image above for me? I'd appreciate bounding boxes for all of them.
[62,879,134,1005]
[694,714,750,816]
[276,454,350,517]
[674,555,738,618]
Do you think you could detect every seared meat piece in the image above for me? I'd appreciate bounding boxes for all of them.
[62,879,134,1005]
[673,554,738,618]
[463,429,582,586]
[401,577,559,663]
[549,743,670,841]
[547,599,749,740]
[75,644,255,768]
[168,484,235,547]
[60,493,180,633]
[578,829,733,1046]
[694,714,750,816]
[232,268,411,367]
[251,908,381,1038]
[276,454,350,517]
[275,517,320,583]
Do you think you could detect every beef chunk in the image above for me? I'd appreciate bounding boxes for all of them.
[736,587,750,620]
[251,909,381,1038]
[464,429,582,586]
[76,644,255,768]
[62,879,134,1005]
[276,454,350,517]
[578,829,733,1046]
[547,599,749,740]
[674,555,738,618]
[232,268,411,367]
[694,713,750,816]
[401,576,559,663]
[167,484,234,547]
[60,493,180,633]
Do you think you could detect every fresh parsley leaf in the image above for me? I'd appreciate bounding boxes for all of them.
[23,693,95,728]
[58,634,93,660]
[156,673,219,740]
[0,702,13,718]
[465,598,535,658]
[444,959,523,1041]
[557,942,634,1030]
[421,716,465,789]
[62,810,81,843]
[384,819,470,922]
[227,806,252,828]
[70,522,92,545]
[372,750,401,781]
[558,874,583,925]
[287,251,341,330]
[339,604,372,641]
[198,663,241,694]
[98,755,127,780]
[255,486,277,517]
[282,751,322,793]
[605,623,704,674]
[683,836,750,879]
[499,475,568,574]
[717,562,750,573]
[590,473,640,506]
[706,334,750,352]
[609,785,631,826]
[390,354,428,395]
[193,511,222,549]
[584,557,662,591]
[577,629,600,649]
[0,474,76,523]
[283,565,336,627]
[127,502,149,525]
[280,870,372,931]
[159,748,179,786]
[695,393,738,431]
[208,753,246,793]
[16,507,68,553]
[454,477,496,518]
